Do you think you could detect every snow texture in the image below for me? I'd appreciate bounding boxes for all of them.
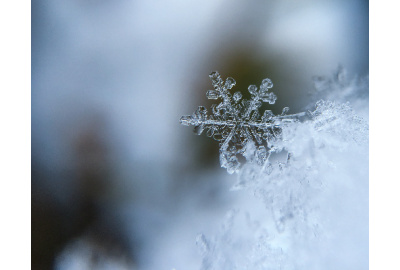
[180,70,368,270]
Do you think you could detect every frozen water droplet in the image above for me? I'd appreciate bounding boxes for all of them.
[225,77,236,89]
[260,78,273,90]
[206,90,219,99]
[233,92,242,103]
[248,85,258,95]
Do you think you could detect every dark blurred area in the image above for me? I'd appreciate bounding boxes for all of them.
[32,0,368,269]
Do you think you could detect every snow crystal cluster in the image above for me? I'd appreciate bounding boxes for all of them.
[180,70,368,270]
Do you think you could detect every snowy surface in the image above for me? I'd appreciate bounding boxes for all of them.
[180,70,368,270]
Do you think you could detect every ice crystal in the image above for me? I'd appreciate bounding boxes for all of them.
[180,71,307,173]
[182,70,368,270]
[194,95,369,269]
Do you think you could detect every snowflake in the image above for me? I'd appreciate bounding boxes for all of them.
[180,71,307,174]
[180,70,369,270]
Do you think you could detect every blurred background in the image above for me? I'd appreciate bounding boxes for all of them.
[31,0,368,269]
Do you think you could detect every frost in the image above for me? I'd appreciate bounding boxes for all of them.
[310,66,369,118]
[179,70,368,270]
[180,71,307,174]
